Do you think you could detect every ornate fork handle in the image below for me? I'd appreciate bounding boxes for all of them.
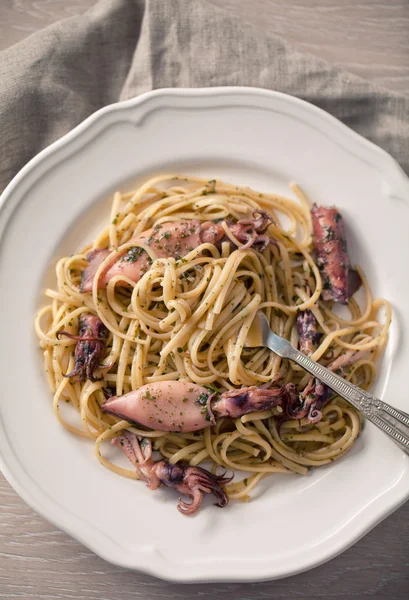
[289,348,409,456]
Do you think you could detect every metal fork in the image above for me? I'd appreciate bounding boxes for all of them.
[246,311,409,456]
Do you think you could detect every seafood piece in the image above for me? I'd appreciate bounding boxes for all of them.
[153,462,231,515]
[296,309,323,355]
[80,220,201,292]
[81,211,275,292]
[284,379,331,424]
[311,205,360,304]
[57,315,108,382]
[283,346,370,423]
[329,347,371,373]
[112,431,231,515]
[212,384,283,418]
[102,381,216,432]
[102,381,286,431]
[80,249,110,293]
[203,209,274,251]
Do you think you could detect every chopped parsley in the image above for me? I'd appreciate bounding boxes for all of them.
[122,247,145,262]
[323,225,335,241]
[196,392,211,421]
[201,179,217,195]
[204,382,219,393]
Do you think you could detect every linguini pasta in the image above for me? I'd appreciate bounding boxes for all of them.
[35,175,391,502]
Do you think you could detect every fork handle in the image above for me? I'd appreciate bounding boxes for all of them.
[288,348,409,456]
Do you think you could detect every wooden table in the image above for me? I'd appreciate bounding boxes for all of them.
[1,1,408,598]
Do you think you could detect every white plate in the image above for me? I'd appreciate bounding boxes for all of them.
[0,87,408,583]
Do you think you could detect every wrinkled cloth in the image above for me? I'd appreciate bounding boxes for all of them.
[0,0,408,191]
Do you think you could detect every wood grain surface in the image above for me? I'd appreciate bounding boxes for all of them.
[1,1,409,598]
[1,0,409,94]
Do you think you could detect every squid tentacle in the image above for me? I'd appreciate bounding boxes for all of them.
[112,431,232,515]
[227,209,275,251]
[57,315,108,382]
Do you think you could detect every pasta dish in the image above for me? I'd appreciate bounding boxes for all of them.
[35,175,390,514]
